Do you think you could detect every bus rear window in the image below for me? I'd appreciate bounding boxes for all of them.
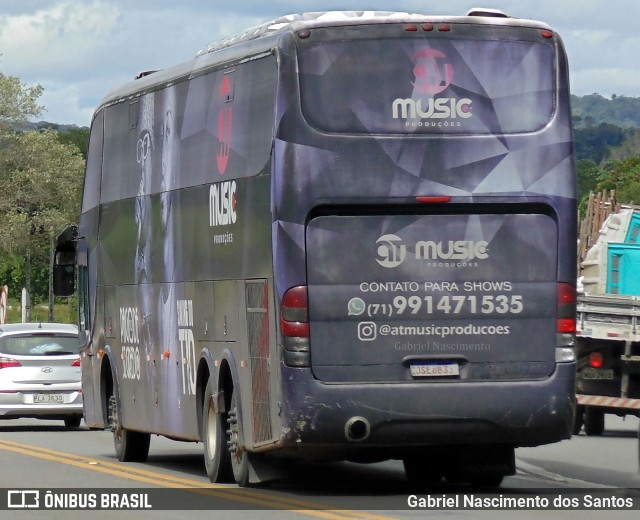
[298,36,556,135]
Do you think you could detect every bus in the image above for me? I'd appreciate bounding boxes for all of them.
[54,9,577,487]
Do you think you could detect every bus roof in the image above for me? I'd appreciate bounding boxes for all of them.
[95,10,553,117]
[196,10,552,57]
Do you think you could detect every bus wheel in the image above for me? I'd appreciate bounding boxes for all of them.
[573,405,585,435]
[228,389,250,487]
[109,392,150,462]
[403,453,443,488]
[64,416,82,428]
[468,472,505,487]
[584,408,605,436]
[203,382,232,482]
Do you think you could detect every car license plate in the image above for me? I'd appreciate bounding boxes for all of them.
[580,368,614,380]
[34,393,64,403]
[410,363,459,377]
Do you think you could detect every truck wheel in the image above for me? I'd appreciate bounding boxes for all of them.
[584,408,605,436]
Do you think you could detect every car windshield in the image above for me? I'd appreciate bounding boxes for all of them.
[0,334,80,356]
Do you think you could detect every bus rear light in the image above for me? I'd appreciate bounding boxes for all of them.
[281,286,308,324]
[281,286,311,367]
[555,347,575,363]
[556,283,576,333]
[540,30,554,39]
[589,352,604,369]
[422,23,434,31]
[438,25,451,32]
[0,356,21,369]
[416,196,451,203]
[281,320,310,338]
[404,24,418,32]
[606,332,620,338]
[557,319,576,334]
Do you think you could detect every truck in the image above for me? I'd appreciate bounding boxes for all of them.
[576,207,640,435]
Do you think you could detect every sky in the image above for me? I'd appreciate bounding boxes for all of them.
[1,0,639,127]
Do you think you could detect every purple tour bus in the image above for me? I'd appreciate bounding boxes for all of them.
[55,9,577,487]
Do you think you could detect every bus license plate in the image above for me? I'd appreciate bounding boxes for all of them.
[34,394,64,403]
[410,363,459,377]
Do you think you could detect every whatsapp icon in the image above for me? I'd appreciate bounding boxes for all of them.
[347,297,366,316]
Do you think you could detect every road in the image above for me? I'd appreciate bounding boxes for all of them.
[0,415,637,519]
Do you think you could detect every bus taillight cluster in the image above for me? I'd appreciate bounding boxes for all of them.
[557,283,576,334]
[281,286,310,367]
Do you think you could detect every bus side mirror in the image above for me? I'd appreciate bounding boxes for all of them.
[53,226,78,297]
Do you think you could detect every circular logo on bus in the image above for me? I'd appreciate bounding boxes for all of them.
[412,49,454,95]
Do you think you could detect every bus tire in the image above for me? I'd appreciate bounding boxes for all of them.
[584,407,605,436]
[64,416,82,428]
[228,389,250,487]
[468,472,505,487]
[109,383,150,462]
[573,405,585,435]
[203,382,232,482]
[403,454,443,488]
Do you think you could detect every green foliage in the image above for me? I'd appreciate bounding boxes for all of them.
[572,93,640,129]
[573,124,627,162]
[0,129,84,254]
[0,73,44,127]
[0,75,84,304]
[595,156,640,205]
[577,160,603,201]
[0,130,84,302]
[0,256,25,292]
[4,298,76,325]
[56,127,90,156]
[572,95,640,211]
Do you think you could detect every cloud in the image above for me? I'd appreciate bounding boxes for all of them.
[1,0,640,126]
[572,68,640,98]
[37,80,96,127]
[0,2,120,79]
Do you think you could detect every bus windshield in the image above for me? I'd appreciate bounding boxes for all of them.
[298,31,556,135]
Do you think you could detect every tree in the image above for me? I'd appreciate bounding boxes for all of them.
[0,70,84,304]
[56,127,90,157]
[577,159,602,201]
[596,156,640,206]
[0,129,84,300]
[0,73,44,127]
[607,128,640,162]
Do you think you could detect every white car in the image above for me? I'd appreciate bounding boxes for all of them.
[0,322,82,427]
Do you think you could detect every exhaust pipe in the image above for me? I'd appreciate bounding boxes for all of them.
[344,416,370,442]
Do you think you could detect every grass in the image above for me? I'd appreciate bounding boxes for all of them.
[4,298,77,325]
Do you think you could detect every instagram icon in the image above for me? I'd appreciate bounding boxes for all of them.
[358,322,377,341]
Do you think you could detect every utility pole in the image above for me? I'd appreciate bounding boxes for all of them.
[24,251,31,322]
[49,234,55,322]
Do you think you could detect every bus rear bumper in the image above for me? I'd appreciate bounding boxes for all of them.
[276,362,575,456]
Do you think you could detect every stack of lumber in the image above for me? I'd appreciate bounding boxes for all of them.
[577,191,621,273]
